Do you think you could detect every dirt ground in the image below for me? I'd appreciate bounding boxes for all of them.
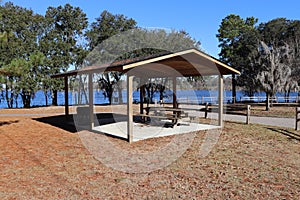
[0,106,299,199]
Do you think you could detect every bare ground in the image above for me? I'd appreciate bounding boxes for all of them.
[0,106,299,199]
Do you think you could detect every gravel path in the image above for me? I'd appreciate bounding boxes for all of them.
[181,104,297,129]
[223,114,295,129]
[0,113,50,117]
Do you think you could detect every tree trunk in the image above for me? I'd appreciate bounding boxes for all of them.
[21,93,31,108]
[5,86,13,108]
[108,84,113,105]
[108,95,112,105]
[150,86,155,104]
[266,92,270,111]
[82,89,88,104]
[287,90,290,103]
[78,89,81,104]
[160,90,164,101]
[232,74,236,103]
[52,90,58,106]
[14,94,19,108]
[79,76,88,104]
[117,87,123,104]
[44,91,48,106]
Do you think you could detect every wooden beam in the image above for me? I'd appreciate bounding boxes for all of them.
[127,75,134,143]
[64,76,69,117]
[88,73,94,130]
[218,75,224,127]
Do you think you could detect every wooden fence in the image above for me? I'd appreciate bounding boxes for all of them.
[204,103,251,124]
[177,96,299,104]
[296,107,300,131]
[240,96,299,103]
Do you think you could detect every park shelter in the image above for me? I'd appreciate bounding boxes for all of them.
[52,48,240,143]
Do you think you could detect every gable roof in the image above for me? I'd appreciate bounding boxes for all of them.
[52,48,240,78]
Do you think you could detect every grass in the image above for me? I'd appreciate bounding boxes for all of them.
[249,104,297,118]
[222,104,298,118]
[0,110,299,199]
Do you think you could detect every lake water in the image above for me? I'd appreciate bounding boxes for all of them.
[0,90,298,108]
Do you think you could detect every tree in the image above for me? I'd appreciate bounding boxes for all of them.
[4,52,45,108]
[40,4,88,106]
[86,10,137,50]
[256,41,293,110]
[0,2,44,108]
[234,28,262,97]
[256,18,299,108]
[86,16,201,104]
[217,14,258,101]
[98,73,114,104]
[286,20,300,99]
[85,10,137,104]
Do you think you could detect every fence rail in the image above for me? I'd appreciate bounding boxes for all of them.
[177,96,299,104]
[240,96,299,103]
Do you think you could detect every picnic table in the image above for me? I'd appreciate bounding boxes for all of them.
[139,106,189,125]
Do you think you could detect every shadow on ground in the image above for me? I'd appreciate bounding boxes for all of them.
[267,127,300,141]
[0,120,19,127]
[34,113,128,133]
[35,115,77,133]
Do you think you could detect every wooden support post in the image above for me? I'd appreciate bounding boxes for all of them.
[296,107,300,131]
[204,102,208,119]
[246,105,251,124]
[172,76,177,108]
[64,76,69,117]
[218,75,224,127]
[88,73,94,130]
[127,75,134,143]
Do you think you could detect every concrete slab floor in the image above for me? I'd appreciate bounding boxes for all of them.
[92,121,220,142]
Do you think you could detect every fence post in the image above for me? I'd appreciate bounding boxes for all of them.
[205,102,208,119]
[296,107,300,131]
[246,105,251,124]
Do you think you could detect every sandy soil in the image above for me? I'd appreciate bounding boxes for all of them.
[0,106,299,199]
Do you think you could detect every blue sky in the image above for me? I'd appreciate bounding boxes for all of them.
[2,0,300,57]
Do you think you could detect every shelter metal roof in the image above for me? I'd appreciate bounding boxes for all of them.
[52,48,240,78]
